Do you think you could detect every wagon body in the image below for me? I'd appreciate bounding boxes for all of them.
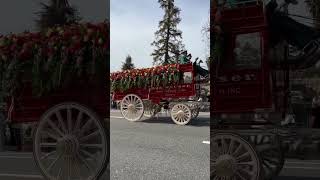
[112,63,196,103]
[0,21,110,180]
[211,1,320,180]
[8,80,108,124]
[112,63,205,125]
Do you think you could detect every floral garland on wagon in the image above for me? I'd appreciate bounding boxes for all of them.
[110,64,182,92]
[0,21,109,104]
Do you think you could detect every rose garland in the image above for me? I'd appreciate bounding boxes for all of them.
[111,64,182,92]
[0,21,109,104]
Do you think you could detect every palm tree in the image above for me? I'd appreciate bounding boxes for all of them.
[35,0,81,30]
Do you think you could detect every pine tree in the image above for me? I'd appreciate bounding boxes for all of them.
[122,55,135,71]
[202,11,210,71]
[35,0,81,31]
[151,0,185,65]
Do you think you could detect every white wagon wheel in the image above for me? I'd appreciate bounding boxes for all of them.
[33,102,108,180]
[120,94,144,122]
[211,132,261,180]
[170,103,192,125]
[247,134,284,180]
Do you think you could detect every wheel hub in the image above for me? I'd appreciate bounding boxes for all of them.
[177,110,185,118]
[128,104,136,112]
[57,135,79,156]
[215,154,237,177]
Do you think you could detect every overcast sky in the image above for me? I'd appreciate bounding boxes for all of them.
[110,0,210,72]
[0,0,312,72]
[0,0,109,35]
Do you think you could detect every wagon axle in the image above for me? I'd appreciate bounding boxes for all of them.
[214,154,237,177]
[57,135,80,156]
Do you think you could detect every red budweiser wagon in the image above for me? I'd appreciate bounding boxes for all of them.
[211,0,320,180]
[111,63,209,125]
[0,22,109,180]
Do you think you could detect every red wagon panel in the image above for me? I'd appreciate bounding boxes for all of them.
[8,82,108,124]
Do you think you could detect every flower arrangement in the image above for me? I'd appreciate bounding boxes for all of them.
[0,21,109,101]
[111,64,182,92]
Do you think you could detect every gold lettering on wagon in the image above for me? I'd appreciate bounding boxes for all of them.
[218,88,240,96]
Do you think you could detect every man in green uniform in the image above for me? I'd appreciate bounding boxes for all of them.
[179,51,189,64]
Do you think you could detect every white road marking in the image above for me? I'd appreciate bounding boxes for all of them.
[0,174,43,179]
[199,112,210,115]
[202,141,210,144]
[110,116,123,119]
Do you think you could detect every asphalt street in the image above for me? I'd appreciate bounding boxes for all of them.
[110,110,210,180]
[0,111,319,179]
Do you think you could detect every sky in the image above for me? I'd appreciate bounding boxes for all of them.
[110,0,210,72]
[0,0,109,35]
[0,0,312,72]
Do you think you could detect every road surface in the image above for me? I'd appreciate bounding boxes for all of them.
[0,110,319,179]
[110,110,210,180]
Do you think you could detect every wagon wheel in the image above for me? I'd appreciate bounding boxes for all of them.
[33,102,108,180]
[211,132,261,180]
[120,94,144,122]
[247,134,284,180]
[170,103,192,125]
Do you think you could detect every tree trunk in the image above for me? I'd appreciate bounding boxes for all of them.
[164,2,172,65]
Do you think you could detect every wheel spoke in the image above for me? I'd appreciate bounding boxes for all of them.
[123,110,129,117]
[47,154,62,172]
[232,144,242,156]
[236,152,250,162]
[77,152,93,175]
[56,165,63,180]
[74,111,83,134]
[80,130,100,142]
[237,161,255,166]
[228,139,234,155]
[47,119,64,137]
[81,143,103,149]
[40,143,57,148]
[55,111,68,134]
[235,171,247,180]
[67,108,72,133]
[43,130,60,140]
[221,138,227,154]
[41,150,57,160]
[79,118,93,135]
[123,98,129,104]
[80,149,98,162]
